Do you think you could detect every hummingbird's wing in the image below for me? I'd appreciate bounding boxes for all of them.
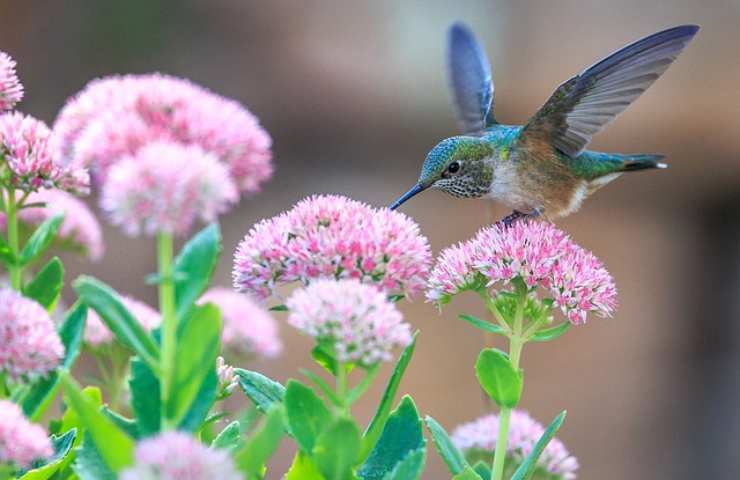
[447,22,496,135]
[520,25,699,157]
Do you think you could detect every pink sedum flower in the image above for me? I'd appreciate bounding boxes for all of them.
[286,279,412,365]
[0,112,89,194]
[216,356,238,396]
[85,296,160,347]
[427,221,617,325]
[0,400,52,469]
[100,141,238,236]
[0,52,23,111]
[199,287,281,358]
[121,431,243,480]
[53,73,272,191]
[0,289,63,380]
[233,195,432,300]
[452,410,579,480]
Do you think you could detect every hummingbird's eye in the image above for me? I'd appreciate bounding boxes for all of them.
[447,161,460,174]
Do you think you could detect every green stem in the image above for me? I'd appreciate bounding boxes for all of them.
[335,362,349,415]
[6,188,22,290]
[0,372,8,400]
[158,232,176,429]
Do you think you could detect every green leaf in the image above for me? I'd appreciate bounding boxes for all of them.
[358,396,425,480]
[300,369,342,407]
[284,380,332,452]
[173,223,221,320]
[73,276,159,370]
[452,466,484,480]
[311,344,339,376]
[425,415,468,475]
[129,357,160,436]
[285,452,324,480]
[23,303,87,420]
[236,368,286,413]
[510,411,567,480]
[51,386,100,474]
[459,314,508,336]
[59,372,134,472]
[18,429,76,480]
[235,406,285,477]
[178,368,217,432]
[472,462,491,480]
[313,417,361,480]
[23,256,64,311]
[361,332,417,461]
[380,449,425,480]
[269,304,288,312]
[0,234,15,265]
[73,432,116,480]
[475,348,522,408]
[164,303,221,425]
[101,407,139,439]
[211,421,242,451]
[531,322,570,342]
[19,213,64,266]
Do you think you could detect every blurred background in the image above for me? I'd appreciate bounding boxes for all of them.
[2,0,739,478]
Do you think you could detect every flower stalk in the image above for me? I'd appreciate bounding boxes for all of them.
[157,231,176,429]
[5,187,21,290]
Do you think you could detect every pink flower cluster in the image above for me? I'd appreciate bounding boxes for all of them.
[233,195,432,299]
[427,221,617,325]
[451,410,579,480]
[0,112,89,194]
[52,73,272,192]
[286,279,412,365]
[120,431,243,480]
[100,141,238,236]
[0,190,104,261]
[85,296,160,347]
[0,400,52,469]
[199,288,282,358]
[0,289,63,380]
[0,52,23,111]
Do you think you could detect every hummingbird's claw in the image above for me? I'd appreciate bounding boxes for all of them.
[498,209,542,228]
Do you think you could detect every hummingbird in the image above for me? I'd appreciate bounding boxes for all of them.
[389,23,699,223]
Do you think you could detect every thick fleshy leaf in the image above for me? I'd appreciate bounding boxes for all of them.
[59,372,134,472]
[73,432,116,480]
[285,452,324,480]
[23,257,64,311]
[235,406,285,477]
[73,276,159,370]
[361,332,417,460]
[459,314,508,336]
[178,368,217,432]
[51,386,100,475]
[19,213,64,266]
[475,348,522,408]
[531,322,570,342]
[358,396,425,480]
[102,408,139,439]
[129,358,160,436]
[211,421,242,451]
[236,369,285,413]
[173,223,221,320]
[472,462,491,480]
[425,415,468,475]
[380,449,425,480]
[311,344,339,376]
[313,417,361,480]
[452,466,484,480]
[23,303,87,420]
[18,428,76,480]
[284,380,331,453]
[510,411,567,480]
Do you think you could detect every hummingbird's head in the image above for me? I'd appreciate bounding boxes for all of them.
[390,136,494,210]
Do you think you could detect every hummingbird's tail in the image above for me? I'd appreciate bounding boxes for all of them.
[619,154,667,171]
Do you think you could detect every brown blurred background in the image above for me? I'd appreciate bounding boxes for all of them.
[2,0,740,478]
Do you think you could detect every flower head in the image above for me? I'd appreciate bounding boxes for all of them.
[216,356,238,397]
[199,287,281,358]
[0,112,89,194]
[0,52,23,111]
[120,431,243,480]
[452,410,579,480]
[85,296,160,347]
[286,279,412,365]
[427,221,617,324]
[53,73,272,191]
[100,141,238,236]
[0,289,63,380]
[233,195,432,299]
[0,400,52,469]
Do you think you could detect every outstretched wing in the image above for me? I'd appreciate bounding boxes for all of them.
[521,25,699,157]
[447,22,496,134]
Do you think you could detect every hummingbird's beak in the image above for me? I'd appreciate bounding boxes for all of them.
[389,183,426,210]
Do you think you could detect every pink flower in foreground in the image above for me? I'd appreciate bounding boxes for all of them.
[0,52,23,111]
[85,296,160,347]
[451,411,579,480]
[0,400,52,469]
[53,73,272,191]
[233,195,432,299]
[0,190,104,261]
[287,279,411,365]
[120,431,243,480]
[427,221,617,325]
[0,112,89,194]
[199,287,281,358]
[0,289,63,380]
[100,141,238,236]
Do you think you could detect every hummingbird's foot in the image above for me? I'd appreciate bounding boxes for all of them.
[499,208,542,228]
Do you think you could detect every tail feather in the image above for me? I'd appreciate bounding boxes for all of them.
[620,154,667,171]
